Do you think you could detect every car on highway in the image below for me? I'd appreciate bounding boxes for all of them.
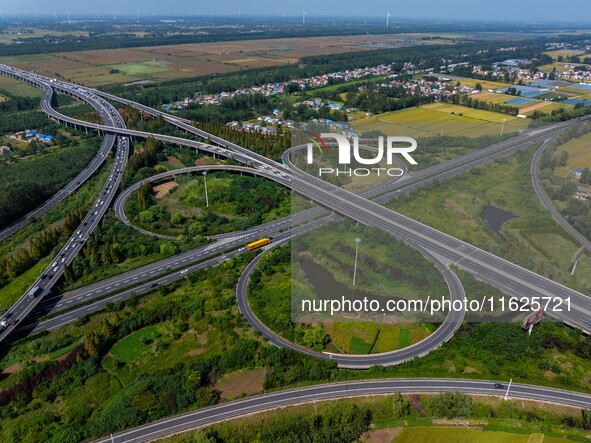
[0,319,7,331]
[180,269,189,275]
[494,383,504,389]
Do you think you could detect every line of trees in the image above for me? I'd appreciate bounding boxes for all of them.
[442,93,519,116]
[0,207,84,284]
[0,140,100,229]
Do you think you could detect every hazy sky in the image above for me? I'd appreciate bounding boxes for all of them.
[1,0,591,23]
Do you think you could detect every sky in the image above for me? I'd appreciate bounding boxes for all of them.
[1,0,591,23]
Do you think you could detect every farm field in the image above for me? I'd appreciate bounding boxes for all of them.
[392,427,564,443]
[469,91,573,116]
[557,131,591,171]
[323,321,430,354]
[543,49,586,61]
[0,33,456,86]
[455,78,510,91]
[350,103,529,138]
[0,27,88,43]
[0,71,44,97]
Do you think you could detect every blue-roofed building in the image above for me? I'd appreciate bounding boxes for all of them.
[26,130,36,137]
[575,169,585,179]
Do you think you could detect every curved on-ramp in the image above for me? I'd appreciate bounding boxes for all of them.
[236,239,465,369]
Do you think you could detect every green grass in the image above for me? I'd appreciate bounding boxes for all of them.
[108,61,170,77]
[0,75,43,97]
[109,325,160,363]
[324,321,429,354]
[398,328,410,348]
[0,261,48,311]
[46,341,80,359]
[349,336,372,354]
[388,145,591,294]
[393,427,538,443]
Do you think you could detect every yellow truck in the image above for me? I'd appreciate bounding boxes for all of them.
[247,238,271,251]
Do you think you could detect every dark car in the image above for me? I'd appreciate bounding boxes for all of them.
[150,283,159,288]
[12,319,19,326]
[494,383,504,389]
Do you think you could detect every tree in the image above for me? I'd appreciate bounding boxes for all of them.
[392,392,410,418]
[160,242,180,257]
[84,333,100,357]
[475,82,483,92]
[170,213,185,225]
[583,409,591,430]
[302,327,329,351]
[137,183,154,210]
[192,429,219,443]
[426,392,472,418]
[580,167,590,185]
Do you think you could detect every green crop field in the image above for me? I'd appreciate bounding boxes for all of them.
[392,427,559,443]
[351,104,528,138]
[456,78,510,90]
[470,91,515,104]
[0,75,43,97]
[324,321,429,354]
[108,61,171,76]
[557,131,591,170]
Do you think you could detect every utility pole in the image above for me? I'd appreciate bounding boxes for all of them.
[353,237,361,286]
[500,118,506,136]
[504,378,512,400]
[202,171,209,207]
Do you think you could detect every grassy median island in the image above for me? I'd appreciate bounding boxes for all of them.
[387,144,591,294]
[125,171,291,237]
[248,220,450,355]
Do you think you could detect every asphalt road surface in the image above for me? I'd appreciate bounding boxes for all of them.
[92,378,591,443]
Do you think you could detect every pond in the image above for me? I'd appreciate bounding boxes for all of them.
[482,204,516,235]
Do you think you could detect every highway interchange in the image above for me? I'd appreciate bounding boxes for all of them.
[0,64,589,440]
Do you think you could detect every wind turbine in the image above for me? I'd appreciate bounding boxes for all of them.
[53,10,57,20]
[386,11,391,28]
[67,11,71,25]
[97,10,100,20]
[0,11,4,21]
[302,10,306,25]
